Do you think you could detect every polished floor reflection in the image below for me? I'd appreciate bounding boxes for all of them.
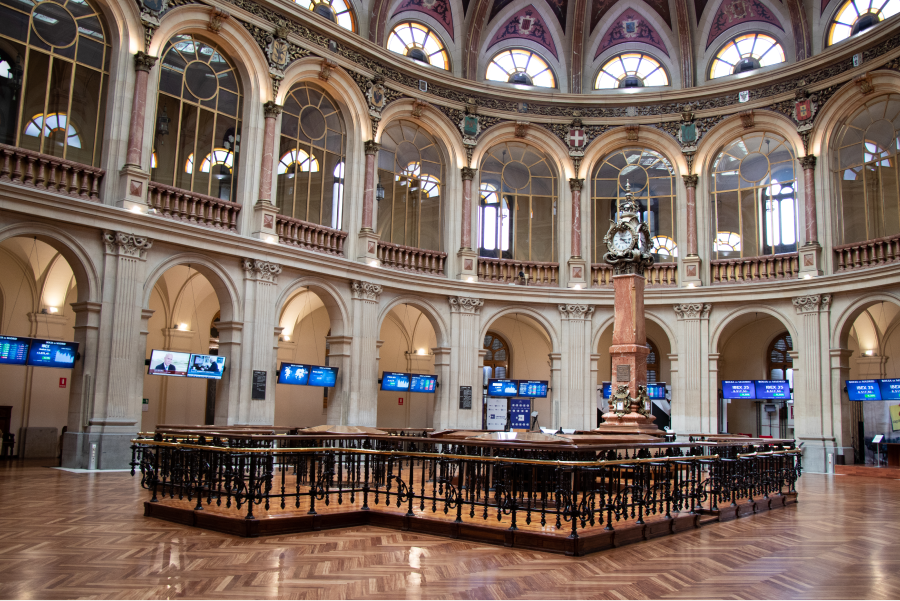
[0,461,898,599]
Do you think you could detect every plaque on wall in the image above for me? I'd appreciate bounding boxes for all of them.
[459,385,472,410]
[252,370,267,400]
[616,364,630,382]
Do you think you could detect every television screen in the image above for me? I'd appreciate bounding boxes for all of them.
[518,380,548,398]
[278,362,310,385]
[0,335,31,365]
[880,379,900,401]
[723,380,756,399]
[487,379,519,397]
[309,366,338,387]
[602,381,612,398]
[187,354,226,380]
[26,339,79,369]
[847,379,882,401]
[410,374,437,393]
[647,383,667,399]
[756,380,791,399]
[148,350,190,376]
[381,372,410,391]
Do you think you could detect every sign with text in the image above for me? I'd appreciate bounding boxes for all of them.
[509,398,531,431]
[485,397,507,430]
[27,339,78,369]
[847,379,882,401]
[459,386,472,409]
[251,370,267,400]
[723,380,756,399]
[518,380,548,398]
[756,380,791,399]
[602,381,612,398]
[487,379,519,397]
[891,405,900,432]
[879,379,900,401]
[0,335,30,365]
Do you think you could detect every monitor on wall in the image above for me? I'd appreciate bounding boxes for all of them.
[518,380,548,398]
[26,338,79,369]
[410,374,437,393]
[878,379,900,401]
[148,349,191,376]
[487,379,519,397]
[755,380,791,399]
[0,335,31,365]
[722,380,756,399]
[187,354,225,379]
[381,372,411,391]
[847,379,882,401]
[602,381,612,398]
[647,383,667,400]
[309,366,338,387]
[278,362,310,385]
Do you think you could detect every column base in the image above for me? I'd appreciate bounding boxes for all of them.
[798,243,823,278]
[357,229,380,266]
[681,254,702,287]
[457,248,478,281]
[61,431,137,469]
[250,200,280,244]
[116,164,150,212]
[796,436,837,473]
[567,256,587,288]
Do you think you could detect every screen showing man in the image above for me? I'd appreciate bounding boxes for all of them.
[309,366,338,387]
[148,350,191,376]
[278,363,310,385]
[187,354,226,379]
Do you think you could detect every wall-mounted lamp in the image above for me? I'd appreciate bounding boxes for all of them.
[863,349,877,357]
[573,284,582,290]
[375,182,385,202]
[178,323,189,331]
[466,276,475,283]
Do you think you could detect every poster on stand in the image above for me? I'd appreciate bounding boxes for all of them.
[509,398,532,431]
[485,398,507,430]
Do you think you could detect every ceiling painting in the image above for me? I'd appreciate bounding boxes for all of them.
[391,0,455,39]
[488,5,559,57]
[595,9,670,57]
[706,0,784,47]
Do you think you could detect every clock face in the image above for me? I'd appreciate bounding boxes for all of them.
[612,230,634,252]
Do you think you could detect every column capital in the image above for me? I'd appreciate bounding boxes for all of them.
[682,174,699,188]
[352,280,383,301]
[558,304,593,320]
[449,296,484,314]
[799,154,817,170]
[242,258,282,283]
[461,166,477,180]
[263,101,283,118]
[793,294,831,314]
[133,51,158,72]
[673,303,711,320]
[568,177,584,192]
[364,139,380,155]
[102,230,153,259]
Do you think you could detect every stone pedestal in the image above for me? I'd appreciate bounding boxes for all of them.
[457,248,478,281]
[798,243,823,278]
[357,229,380,265]
[117,164,150,212]
[681,254,702,287]
[567,257,587,288]
[251,200,280,243]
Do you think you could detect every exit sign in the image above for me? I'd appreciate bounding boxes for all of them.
[398,397,404,405]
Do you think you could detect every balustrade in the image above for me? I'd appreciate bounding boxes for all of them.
[710,253,799,284]
[478,258,559,286]
[376,241,446,275]
[834,234,900,272]
[0,143,103,201]
[147,182,240,232]
[591,263,677,287]
[277,215,347,256]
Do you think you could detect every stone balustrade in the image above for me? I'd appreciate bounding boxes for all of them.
[147,182,240,232]
[478,258,559,286]
[0,143,103,201]
[376,240,446,275]
[277,214,346,256]
[834,234,900,272]
[711,253,799,285]
[591,263,677,287]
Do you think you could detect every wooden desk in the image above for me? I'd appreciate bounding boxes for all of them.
[886,443,900,467]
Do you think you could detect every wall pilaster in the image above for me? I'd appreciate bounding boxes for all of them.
[325,335,353,425]
[792,294,833,472]
[558,304,594,430]
[349,280,382,425]
[673,303,711,433]
[446,296,483,430]
[239,258,282,424]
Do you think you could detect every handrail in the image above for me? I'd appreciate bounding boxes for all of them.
[478,257,559,286]
[833,233,900,272]
[710,253,799,284]
[147,181,240,232]
[0,143,103,201]
[277,214,347,256]
[591,263,677,287]
[376,240,446,275]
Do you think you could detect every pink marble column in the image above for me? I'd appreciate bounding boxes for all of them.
[800,155,818,244]
[361,140,379,231]
[125,52,157,168]
[460,167,476,250]
[682,174,699,256]
[257,102,282,203]
[569,178,584,258]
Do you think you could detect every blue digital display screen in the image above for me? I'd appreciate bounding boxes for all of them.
[487,379,519,397]
[879,379,900,401]
[756,380,791,399]
[187,354,225,380]
[647,383,667,399]
[0,335,31,365]
[381,372,410,391]
[602,382,612,398]
[847,379,882,401]
[26,339,78,369]
[410,374,437,393]
[518,380,548,398]
[309,366,338,387]
[723,380,756,399]
[278,363,309,385]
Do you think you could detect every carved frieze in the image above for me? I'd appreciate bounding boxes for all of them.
[352,280,383,301]
[242,258,282,283]
[449,297,484,314]
[103,231,153,259]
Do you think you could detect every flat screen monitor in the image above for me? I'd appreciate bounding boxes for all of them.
[518,380,548,398]
[647,383,667,399]
[602,382,612,398]
[148,350,191,376]
[487,379,519,397]
[723,380,756,399]
[187,354,226,379]
[0,335,31,365]
[410,374,437,393]
[278,362,310,385]
[756,380,791,399]
[879,378,900,401]
[309,366,338,387]
[847,379,882,401]
[26,339,79,369]
[381,372,411,391]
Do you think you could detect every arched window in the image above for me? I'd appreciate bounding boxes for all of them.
[591,148,676,263]
[595,53,669,89]
[832,94,900,244]
[152,35,243,202]
[482,331,511,382]
[377,120,444,251]
[479,141,558,262]
[0,0,110,166]
[709,33,785,80]
[767,332,793,385]
[276,82,346,230]
[485,49,555,88]
[300,0,356,32]
[828,0,899,45]
[711,132,796,259]
[386,22,449,70]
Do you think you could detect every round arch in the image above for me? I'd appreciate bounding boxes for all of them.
[581,127,687,179]
[479,305,559,352]
[590,310,678,354]
[0,245,40,319]
[694,109,804,175]
[376,99,467,169]
[142,253,241,323]
[471,122,573,180]
[377,295,449,348]
[274,276,351,338]
[831,292,900,349]
[710,305,799,353]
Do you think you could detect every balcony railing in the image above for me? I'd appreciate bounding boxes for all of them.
[478,257,559,286]
[0,143,103,201]
[710,253,799,285]
[377,240,446,275]
[834,234,900,272]
[277,215,346,256]
[147,182,240,232]
[591,263,678,287]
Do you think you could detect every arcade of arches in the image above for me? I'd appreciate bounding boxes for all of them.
[0,0,900,475]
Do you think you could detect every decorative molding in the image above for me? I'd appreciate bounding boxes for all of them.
[461,166,477,181]
[263,101,283,119]
[411,98,429,119]
[739,110,754,129]
[133,51,157,73]
[352,280,383,301]
[793,294,831,314]
[242,258,282,283]
[514,121,530,138]
[673,303,711,319]
[625,124,640,141]
[102,231,153,259]
[448,296,484,314]
[364,140,380,155]
[208,7,230,34]
[318,58,338,81]
[799,154,817,170]
[854,73,874,95]
[682,174,699,188]
[558,304,594,320]
[569,177,584,192]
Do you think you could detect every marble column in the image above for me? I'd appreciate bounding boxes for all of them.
[558,304,594,429]
[239,259,282,425]
[458,169,479,280]
[251,103,282,241]
[672,303,711,433]
[798,155,823,277]
[567,179,587,287]
[325,335,353,425]
[358,141,381,263]
[349,281,383,425]
[118,52,157,210]
[446,297,483,430]
[681,175,701,286]
[792,294,833,472]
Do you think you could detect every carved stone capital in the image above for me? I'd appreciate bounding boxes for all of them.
[242,258,282,283]
[682,174,699,188]
[799,154,817,171]
[461,166,477,181]
[793,294,831,314]
[855,73,874,95]
[352,280,383,301]
[569,177,584,192]
[449,296,484,314]
[103,230,153,259]
[674,303,711,320]
[263,101,282,119]
[364,140,380,155]
[558,304,594,320]
[133,51,157,73]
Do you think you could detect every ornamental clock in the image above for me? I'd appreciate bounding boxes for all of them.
[602,181,654,275]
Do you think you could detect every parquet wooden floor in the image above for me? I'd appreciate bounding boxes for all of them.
[1,460,899,600]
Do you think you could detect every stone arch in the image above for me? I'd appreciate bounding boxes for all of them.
[479,305,559,352]
[590,311,678,354]
[582,127,687,179]
[275,276,351,338]
[142,253,241,323]
[376,100,467,168]
[831,292,900,350]
[0,245,40,322]
[711,304,799,353]
[377,295,449,347]
[472,122,573,180]
[694,110,805,176]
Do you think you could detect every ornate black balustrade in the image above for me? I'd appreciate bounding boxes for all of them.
[130,433,801,554]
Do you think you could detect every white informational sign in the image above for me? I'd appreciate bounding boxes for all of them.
[873,434,884,444]
[485,397,508,430]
